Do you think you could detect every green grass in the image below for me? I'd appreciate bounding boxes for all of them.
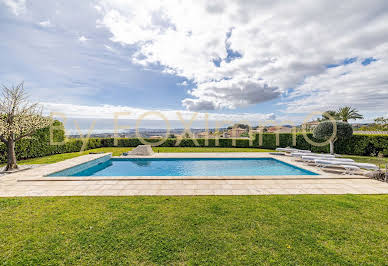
[343,155,388,169]
[12,147,274,165]
[14,151,93,165]
[0,195,387,265]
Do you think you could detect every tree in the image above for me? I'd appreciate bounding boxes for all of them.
[359,117,388,131]
[336,106,363,122]
[374,117,388,130]
[0,83,52,171]
[227,123,250,130]
[240,132,250,137]
[319,110,339,121]
[313,121,353,154]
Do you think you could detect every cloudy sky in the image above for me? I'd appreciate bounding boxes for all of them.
[1,0,387,130]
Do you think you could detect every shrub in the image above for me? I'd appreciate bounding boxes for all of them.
[313,121,353,154]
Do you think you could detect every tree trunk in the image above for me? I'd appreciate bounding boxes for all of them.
[329,140,335,155]
[5,140,18,171]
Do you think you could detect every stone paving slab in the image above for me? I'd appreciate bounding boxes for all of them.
[1,153,388,197]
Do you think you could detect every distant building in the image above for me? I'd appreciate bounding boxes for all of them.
[304,121,320,127]
[228,127,247,137]
[250,128,264,134]
[196,131,211,138]
[302,121,320,132]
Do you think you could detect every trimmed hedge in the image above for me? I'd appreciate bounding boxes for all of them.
[0,137,104,164]
[106,133,387,156]
[1,132,387,163]
[253,133,388,156]
[102,138,254,148]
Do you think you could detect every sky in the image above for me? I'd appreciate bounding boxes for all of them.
[1,0,388,132]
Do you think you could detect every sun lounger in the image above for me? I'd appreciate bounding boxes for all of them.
[301,156,354,163]
[314,159,379,170]
[351,163,379,171]
[276,148,297,152]
[276,148,311,153]
[291,152,335,158]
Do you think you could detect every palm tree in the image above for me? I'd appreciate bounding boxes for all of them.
[336,106,363,122]
[320,110,339,121]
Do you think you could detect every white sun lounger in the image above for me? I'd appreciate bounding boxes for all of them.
[314,159,379,171]
[301,156,354,163]
[351,163,380,171]
[291,152,335,158]
[276,148,311,153]
[276,148,297,152]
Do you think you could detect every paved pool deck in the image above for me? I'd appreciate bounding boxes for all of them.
[1,153,388,197]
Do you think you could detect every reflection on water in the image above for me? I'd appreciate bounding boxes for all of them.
[130,159,152,167]
[72,160,113,176]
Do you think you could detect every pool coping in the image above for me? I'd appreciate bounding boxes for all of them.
[8,152,370,182]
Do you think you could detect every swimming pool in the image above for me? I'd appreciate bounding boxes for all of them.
[48,158,318,177]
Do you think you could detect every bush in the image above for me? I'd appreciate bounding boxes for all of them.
[254,132,387,156]
[0,121,102,163]
[313,121,353,154]
[313,121,353,141]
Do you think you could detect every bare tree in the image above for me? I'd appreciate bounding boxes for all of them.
[0,83,52,171]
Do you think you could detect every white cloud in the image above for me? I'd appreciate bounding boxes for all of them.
[78,36,89,42]
[95,0,388,112]
[41,102,275,122]
[177,80,188,86]
[104,44,113,50]
[183,78,281,110]
[38,20,51,27]
[1,0,26,15]
[285,53,388,114]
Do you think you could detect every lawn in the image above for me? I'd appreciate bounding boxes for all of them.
[0,195,387,265]
[343,155,388,169]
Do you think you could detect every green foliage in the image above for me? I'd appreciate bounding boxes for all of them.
[0,120,103,163]
[252,132,387,156]
[227,123,250,129]
[318,107,364,123]
[319,110,339,121]
[313,121,353,141]
[240,132,250,137]
[336,106,364,122]
[359,117,388,131]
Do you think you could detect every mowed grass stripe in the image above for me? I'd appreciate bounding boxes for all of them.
[0,195,387,265]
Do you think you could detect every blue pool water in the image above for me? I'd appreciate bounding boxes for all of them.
[49,158,318,177]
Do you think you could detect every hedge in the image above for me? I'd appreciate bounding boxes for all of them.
[1,132,387,163]
[253,133,388,156]
[75,133,388,156]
